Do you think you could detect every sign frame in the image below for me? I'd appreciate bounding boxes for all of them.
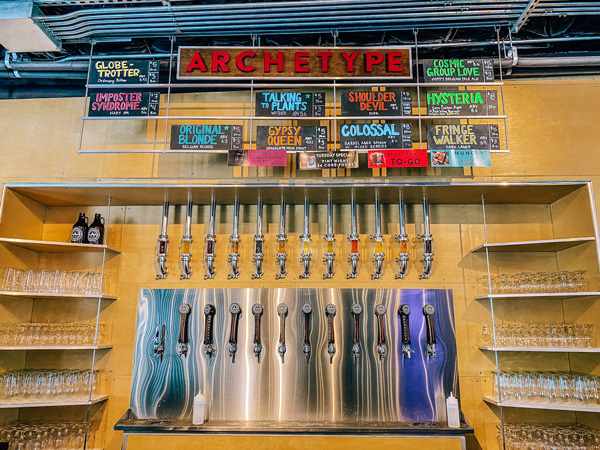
[177,46,413,80]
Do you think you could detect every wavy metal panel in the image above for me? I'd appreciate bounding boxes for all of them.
[130,288,458,423]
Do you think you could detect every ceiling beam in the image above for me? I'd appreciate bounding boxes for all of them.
[511,0,540,34]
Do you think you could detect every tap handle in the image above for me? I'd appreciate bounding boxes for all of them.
[301,303,312,361]
[228,302,241,345]
[375,304,386,345]
[277,303,288,344]
[326,303,336,344]
[351,303,362,344]
[398,304,411,346]
[154,324,160,352]
[203,304,216,347]
[423,304,436,345]
[178,303,191,345]
[252,303,263,361]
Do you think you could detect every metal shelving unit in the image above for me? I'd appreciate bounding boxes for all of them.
[0,195,116,450]
[483,397,600,413]
[476,184,600,449]
[78,40,510,161]
[0,396,109,409]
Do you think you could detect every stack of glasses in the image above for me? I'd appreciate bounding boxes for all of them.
[482,324,596,348]
[492,371,600,405]
[0,421,92,449]
[2,268,104,295]
[0,323,106,347]
[479,270,587,294]
[0,370,99,403]
[498,423,599,449]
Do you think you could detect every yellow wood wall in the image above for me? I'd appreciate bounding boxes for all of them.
[0,78,599,450]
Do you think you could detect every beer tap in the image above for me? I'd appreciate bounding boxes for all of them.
[423,304,437,358]
[153,324,165,362]
[418,198,434,279]
[375,304,387,360]
[323,196,335,280]
[347,194,359,279]
[398,304,414,358]
[351,303,362,361]
[325,303,336,364]
[299,198,312,279]
[370,193,384,280]
[203,304,216,358]
[227,197,241,279]
[395,195,410,279]
[204,197,217,280]
[301,303,312,362]
[277,303,288,363]
[228,303,241,362]
[177,303,191,358]
[252,195,264,280]
[275,197,288,280]
[179,197,193,279]
[155,200,169,279]
[252,303,263,362]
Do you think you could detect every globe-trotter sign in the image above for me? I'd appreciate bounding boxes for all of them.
[178,47,412,79]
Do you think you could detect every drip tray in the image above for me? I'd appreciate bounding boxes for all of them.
[115,410,473,436]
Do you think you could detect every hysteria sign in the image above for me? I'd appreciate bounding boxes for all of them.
[178,47,412,79]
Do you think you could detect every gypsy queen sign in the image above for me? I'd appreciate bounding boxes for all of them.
[178,47,412,79]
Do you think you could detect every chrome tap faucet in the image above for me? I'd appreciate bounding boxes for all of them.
[155,200,169,279]
[180,197,193,279]
[370,193,384,279]
[204,197,217,280]
[251,195,264,280]
[347,194,359,279]
[395,194,409,279]
[275,197,288,279]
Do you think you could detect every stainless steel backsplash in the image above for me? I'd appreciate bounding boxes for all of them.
[130,288,458,423]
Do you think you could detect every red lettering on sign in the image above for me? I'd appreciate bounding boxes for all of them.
[264,51,284,73]
[211,51,230,72]
[387,52,404,72]
[236,51,255,72]
[185,51,207,72]
[317,51,333,72]
[340,51,359,72]
[294,51,310,73]
[365,52,384,72]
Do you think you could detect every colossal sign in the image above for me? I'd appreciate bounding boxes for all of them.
[178,47,412,79]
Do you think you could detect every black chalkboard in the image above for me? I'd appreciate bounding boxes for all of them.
[170,124,243,150]
[426,90,499,116]
[256,125,327,152]
[340,123,412,150]
[422,59,494,83]
[88,91,160,116]
[341,90,412,117]
[90,60,159,84]
[255,91,325,117]
[427,124,500,150]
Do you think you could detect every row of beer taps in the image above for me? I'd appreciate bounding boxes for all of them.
[155,193,435,281]
[153,301,438,363]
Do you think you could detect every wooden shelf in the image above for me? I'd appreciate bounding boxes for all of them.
[471,237,595,253]
[479,346,600,353]
[0,238,120,254]
[0,395,108,409]
[0,344,112,351]
[475,292,600,301]
[0,291,116,301]
[483,396,600,413]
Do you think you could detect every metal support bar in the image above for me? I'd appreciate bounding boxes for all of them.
[511,0,541,33]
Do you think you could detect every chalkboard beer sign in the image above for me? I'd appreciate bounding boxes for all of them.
[341,90,412,117]
[426,90,498,116]
[88,91,160,117]
[340,123,412,150]
[170,124,243,151]
[427,124,500,150]
[255,92,325,117]
[427,124,499,167]
[422,59,494,83]
[90,59,159,84]
[256,126,327,152]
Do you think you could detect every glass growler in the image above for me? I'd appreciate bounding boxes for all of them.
[86,213,105,245]
[71,213,89,244]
